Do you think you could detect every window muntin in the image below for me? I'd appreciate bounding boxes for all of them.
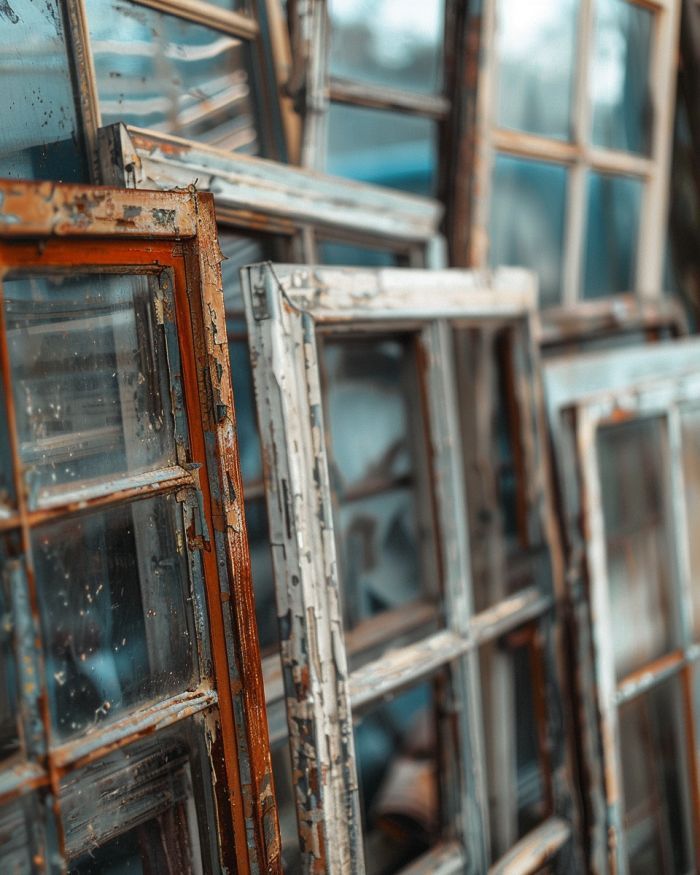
[0,0,87,181]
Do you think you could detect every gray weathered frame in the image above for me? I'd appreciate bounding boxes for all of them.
[243,264,579,875]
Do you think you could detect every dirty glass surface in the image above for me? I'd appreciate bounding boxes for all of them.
[0,795,38,874]
[321,336,436,630]
[0,539,19,764]
[0,0,87,181]
[489,155,567,308]
[317,241,403,268]
[61,721,213,871]
[480,634,548,861]
[583,172,643,298]
[3,273,175,509]
[328,0,444,94]
[680,404,700,638]
[354,682,437,874]
[327,105,437,196]
[33,494,196,740]
[618,676,694,874]
[591,0,653,155]
[87,0,261,154]
[596,417,674,680]
[495,0,578,141]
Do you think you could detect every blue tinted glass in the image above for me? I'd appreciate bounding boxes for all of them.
[228,339,262,483]
[489,155,567,308]
[583,172,642,298]
[329,0,443,94]
[0,0,86,180]
[328,104,437,196]
[591,0,653,155]
[318,241,402,267]
[87,0,260,153]
[496,0,578,140]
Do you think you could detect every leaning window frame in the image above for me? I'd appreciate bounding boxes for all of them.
[243,264,579,874]
[464,0,681,305]
[0,180,279,874]
[549,339,700,872]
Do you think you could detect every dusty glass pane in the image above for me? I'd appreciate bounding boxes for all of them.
[619,676,693,874]
[354,682,438,873]
[681,405,700,638]
[317,241,403,268]
[0,0,86,181]
[87,0,260,154]
[328,104,437,196]
[495,0,578,140]
[490,155,567,308]
[321,336,435,629]
[328,0,443,94]
[583,172,643,298]
[247,497,277,652]
[61,720,214,870]
[4,273,175,508]
[0,537,19,764]
[591,0,653,155]
[33,494,196,740]
[0,378,14,514]
[0,795,36,874]
[597,417,674,680]
[480,634,548,861]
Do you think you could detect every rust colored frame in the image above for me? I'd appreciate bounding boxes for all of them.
[0,180,280,874]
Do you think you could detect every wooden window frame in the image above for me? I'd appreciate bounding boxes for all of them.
[549,339,700,872]
[243,264,578,874]
[0,180,279,873]
[462,0,681,305]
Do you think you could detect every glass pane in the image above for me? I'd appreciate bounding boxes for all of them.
[317,241,403,267]
[328,0,443,94]
[489,155,567,308]
[354,682,438,873]
[0,795,38,874]
[0,537,19,764]
[597,417,674,680]
[0,0,86,181]
[271,741,301,872]
[4,273,176,508]
[328,104,437,196]
[61,720,215,871]
[619,675,693,874]
[480,634,548,861]
[0,377,14,513]
[681,405,700,638]
[229,339,262,484]
[591,0,653,155]
[321,336,436,629]
[248,497,277,652]
[582,172,643,298]
[87,0,260,154]
[219,230,271,314]
[495,0,578,140]
[33,494,197,740]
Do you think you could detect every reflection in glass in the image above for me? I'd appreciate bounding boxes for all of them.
[4,273,176,508]
[619,676,693,873]
[480,634,548,860]
[328,0,443,94]
[322,336,434,628]
[591,0,653,155]
[0,0,86,180]
[490,155,567,308]
[0,538,19,764]
[495,0,578,140]
[317,241,402,268]
[682,406,700,637]
[328,104,437,196]
[62,722,211,871]
[0,795,36,874]
[354,682,437,873]
[33,494,196,740]
[87,0,260,153]
[583,172,643,298]
[597,417,674,680]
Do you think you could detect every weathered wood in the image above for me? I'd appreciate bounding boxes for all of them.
[487,816,571,875]
[329,77,450,119]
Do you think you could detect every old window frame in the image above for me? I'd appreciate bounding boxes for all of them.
[243,264,578,874]
[549,340,700,872]
[463,0,681,305]
[0,180,278,873]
